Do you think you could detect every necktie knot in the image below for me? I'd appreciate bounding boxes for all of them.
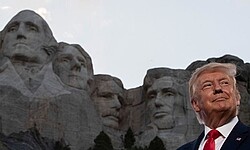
[204,129,221,150]
[207,129,221,140]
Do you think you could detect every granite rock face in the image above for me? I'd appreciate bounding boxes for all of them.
[0,10,101,150]
[134,68,202,150]
[0,127,69,150]
[0,9,250,150]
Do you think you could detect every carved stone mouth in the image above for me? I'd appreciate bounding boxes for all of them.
[106,115,119,122]
[68,74,83,80]
[69,74,80,77]
[11,54,39,63]
[153,112,167,118]
[14,42,27,46]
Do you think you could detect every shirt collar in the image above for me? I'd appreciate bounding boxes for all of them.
[204,116,238,138]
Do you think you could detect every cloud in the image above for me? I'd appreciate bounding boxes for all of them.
[1,6,11,10]
[63,32,74,39]
[36,7,51,21]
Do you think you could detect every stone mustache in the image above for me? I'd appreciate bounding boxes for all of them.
[0,9,249,150]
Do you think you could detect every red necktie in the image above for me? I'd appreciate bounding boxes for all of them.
[203,129,221,150]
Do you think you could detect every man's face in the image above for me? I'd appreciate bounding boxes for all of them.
[146,76,181,129]
[1,11,48,64]
[192,71,240,124]
[93,80,124,129]
[53,45,88,89]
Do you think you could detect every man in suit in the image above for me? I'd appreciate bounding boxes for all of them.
[177,62,250,150]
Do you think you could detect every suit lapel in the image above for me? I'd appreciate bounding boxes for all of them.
[192,131,204,150]
[221,121,249,150]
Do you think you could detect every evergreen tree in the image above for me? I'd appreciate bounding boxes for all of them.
[92,131,114,150]
[124,127,136,149]
[147,136,165,150]
[131,146,145,150]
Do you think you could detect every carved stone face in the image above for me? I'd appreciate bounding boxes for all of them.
[146,76,181,129]
[2,10,49,65]
[53,45,88,89]
[92,80,124,129]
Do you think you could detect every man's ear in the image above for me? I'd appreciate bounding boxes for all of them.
[236,98,240,106]
[191,98,200,112]
[236,90,241,106]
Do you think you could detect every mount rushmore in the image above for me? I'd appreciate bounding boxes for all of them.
[0,10,249,150]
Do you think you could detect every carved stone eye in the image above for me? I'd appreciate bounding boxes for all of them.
[26,23,39,32]
[7,25,18,32]
[59,56,71,63]
[29,26,38,32]
[147,91,157,99]
[162,88,176,97]
[101,93,113,99]
[164,91,175,96]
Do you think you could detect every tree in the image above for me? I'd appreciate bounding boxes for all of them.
[124,127,136,149]
[92,131,114,150]
[131,146,145,150]
[147,136,165,150]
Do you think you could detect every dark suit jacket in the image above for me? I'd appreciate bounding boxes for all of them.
[177,121,250,150]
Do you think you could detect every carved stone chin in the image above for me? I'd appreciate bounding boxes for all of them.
[153,115,175,130]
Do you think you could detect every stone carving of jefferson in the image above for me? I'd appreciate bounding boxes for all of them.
[52,42,93,92]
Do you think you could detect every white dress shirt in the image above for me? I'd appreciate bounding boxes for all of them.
[198,116,239,150]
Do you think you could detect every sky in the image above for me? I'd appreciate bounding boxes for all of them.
[1,0,250,89]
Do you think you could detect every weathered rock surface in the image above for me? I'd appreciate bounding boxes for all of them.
[0,127,69,150]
